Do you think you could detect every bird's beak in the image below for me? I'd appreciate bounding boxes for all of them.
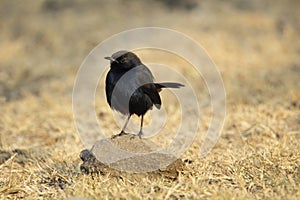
[104,56,116,62]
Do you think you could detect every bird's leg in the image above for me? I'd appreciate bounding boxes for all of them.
[121,114,131,133]
[138,115,144,139]
[112,115,131,139]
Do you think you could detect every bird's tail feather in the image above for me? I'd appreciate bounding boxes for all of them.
[155,82,184,89]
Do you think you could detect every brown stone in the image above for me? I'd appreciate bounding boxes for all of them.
[80,134,185,179]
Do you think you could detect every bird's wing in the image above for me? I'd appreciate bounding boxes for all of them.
[141,84,161,108]
[135,65,161,108]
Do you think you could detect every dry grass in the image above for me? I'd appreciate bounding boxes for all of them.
[0,0,299,199]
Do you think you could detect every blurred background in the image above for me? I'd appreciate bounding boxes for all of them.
[0,0,299,151]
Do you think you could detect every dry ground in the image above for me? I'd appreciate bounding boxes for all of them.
[0,0,299,199]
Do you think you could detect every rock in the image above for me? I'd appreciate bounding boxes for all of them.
[80,134,185,179]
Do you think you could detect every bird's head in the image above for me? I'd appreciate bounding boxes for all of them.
[105,50,142,70]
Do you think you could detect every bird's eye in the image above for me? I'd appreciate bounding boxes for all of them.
[119,58,126,63]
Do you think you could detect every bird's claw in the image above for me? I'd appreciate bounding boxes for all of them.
[111,131,128,139]
[111,131,143,139]
[138,131,143,139]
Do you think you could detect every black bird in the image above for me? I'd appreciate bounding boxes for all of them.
[105,50,184,138]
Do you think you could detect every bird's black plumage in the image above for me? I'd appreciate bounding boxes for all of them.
[105,50,184,138]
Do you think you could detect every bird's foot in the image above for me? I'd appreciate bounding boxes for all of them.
[111,131,128,139]
[138,130,143,139]
[128,131,143,140]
